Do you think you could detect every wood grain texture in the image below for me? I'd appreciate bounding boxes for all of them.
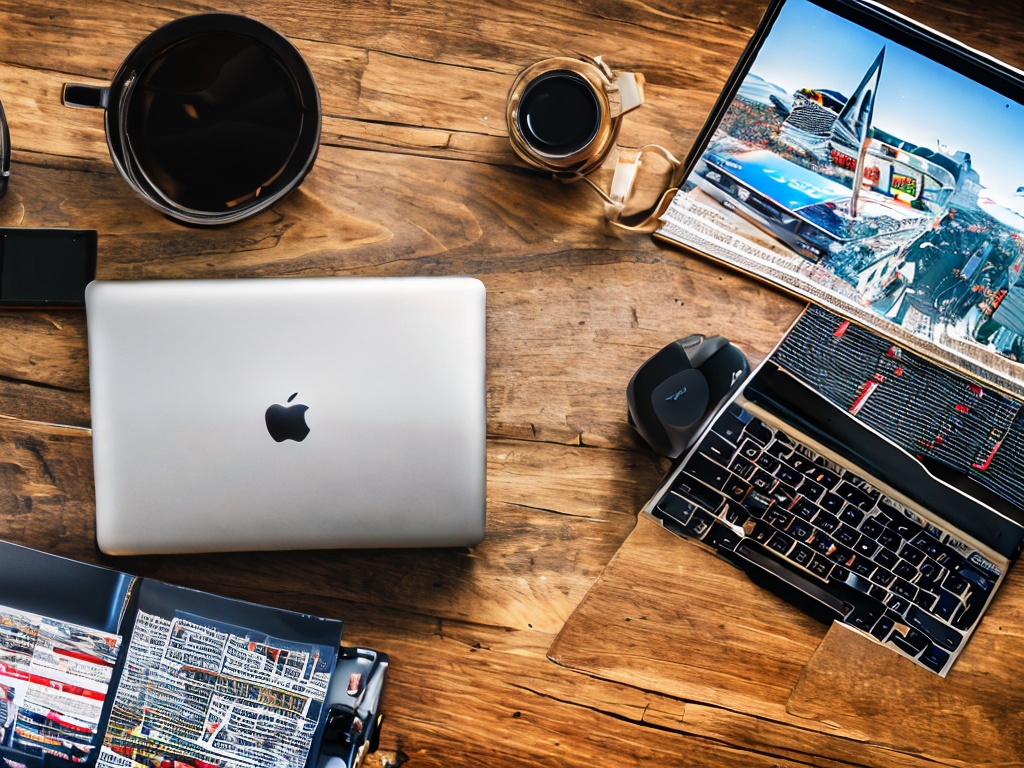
[0,0,1021,766]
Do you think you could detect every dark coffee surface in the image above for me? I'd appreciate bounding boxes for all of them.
[125,31,305,213]
[517,71,599,156]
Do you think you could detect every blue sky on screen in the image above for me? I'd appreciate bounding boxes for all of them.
[746,0,1024,197]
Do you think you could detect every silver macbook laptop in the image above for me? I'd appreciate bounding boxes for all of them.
[86,276,486,555]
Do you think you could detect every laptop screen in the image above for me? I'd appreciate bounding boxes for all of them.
[656,0,1024,394]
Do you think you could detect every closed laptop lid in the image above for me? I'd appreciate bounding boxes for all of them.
[86,276,486,555]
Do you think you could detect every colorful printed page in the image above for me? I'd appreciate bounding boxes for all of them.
[0,604,121,763]
[96,581,340,768]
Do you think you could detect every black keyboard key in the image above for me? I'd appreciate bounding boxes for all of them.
[750,469,776,492]
[767,531,795,556]
[860,517,885,539]
[765,438,793,458]
[767,509,793,530]
[807,556,832,579]
[877,527,903,551]
[697,431,736,463]
[814,511,840,533]
[917,558,943,590]
[787,520,815,542]
[729,455,758,480]
[807,465,841,489]
[828,544,855,567]
[934,548,964,572]
[683,508,715,538]
[900,545,926,567]
[874,547,899,570]
[743,491,774,518]
[913,589,938,612]
[809,533,836,556]
[820,492,844,514]
[704,521,742,551]
[788,454,816,474]
[910,532,945,560]
[723,476,752,504]
[854,538,878,558]
[829,564,849,583]
[885,594,912,617]
[723,505,749,527]
[844,597,885,633]
[887,515,924,541]
[739,439,762,461]
[942,571,969,596]
[905,605,963,651]
[933,590,962,622]
[891,578,918,602]
[743,420,772,445]
[797,478,825,502]
[685,455,731,490]
[788,542,815,567]
[834,525,860,547]
[749,520,774,544]
[952,591,987,631]
[713,408,746,443]
[890,628,929,657]
[956,564,995,594]
[893,559,918,581]
[791,497,819,521]
[869,567,895,588]
[770,483,797,509]
[673,473,725,512]
[836,481,875,511]
[851,558,876,578]
[776,463,803,488]
[871,614,895,642]
[839,505,866,527]
[654,493,696,524]
[868,584,888,601]
[756,453,780,473]
[835,570,872,595]
[919,643,950,674]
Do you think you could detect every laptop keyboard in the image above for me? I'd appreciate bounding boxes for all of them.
[650,402,1002,674]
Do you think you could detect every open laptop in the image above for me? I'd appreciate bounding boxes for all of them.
[646,0,1024,675]
[86,276,486,556]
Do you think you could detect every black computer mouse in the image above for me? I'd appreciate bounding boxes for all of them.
[626,334,750,458]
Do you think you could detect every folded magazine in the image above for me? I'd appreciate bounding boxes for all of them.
[0,541,387,768]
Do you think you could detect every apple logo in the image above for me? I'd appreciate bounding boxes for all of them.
[265,393,310,442]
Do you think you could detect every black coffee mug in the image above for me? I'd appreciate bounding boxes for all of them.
[62,13,321,226]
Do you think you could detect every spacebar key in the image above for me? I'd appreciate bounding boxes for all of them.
[730,540,847,624]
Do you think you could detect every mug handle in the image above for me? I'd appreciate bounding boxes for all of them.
[61,83,110,110]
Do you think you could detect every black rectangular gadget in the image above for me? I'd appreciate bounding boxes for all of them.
[646,0,1024,676]
[0,227,97,307]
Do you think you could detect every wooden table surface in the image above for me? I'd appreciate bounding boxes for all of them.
[1,1,1022,766]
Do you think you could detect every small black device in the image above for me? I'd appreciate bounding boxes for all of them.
[0,228,97,307]
[627,334,750,458]
[0,96,9,199]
